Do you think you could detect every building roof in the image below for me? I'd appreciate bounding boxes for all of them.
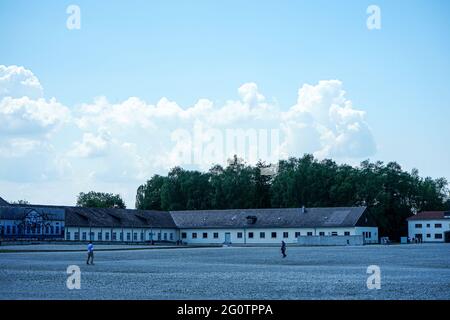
[407,211,450,221]
[0,197,9,206]
[65,207,177,229]
[0,205,65,221]
[169,206,370,229]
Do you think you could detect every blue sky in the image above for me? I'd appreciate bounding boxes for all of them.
[0,0,449,207]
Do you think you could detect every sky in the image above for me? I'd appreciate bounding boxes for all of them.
[0,0,449,208]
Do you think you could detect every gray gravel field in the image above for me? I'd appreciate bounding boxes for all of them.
[0,244,449,300]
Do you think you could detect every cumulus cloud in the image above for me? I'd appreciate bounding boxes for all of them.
[0,65,43,99]
[0,65,377,200]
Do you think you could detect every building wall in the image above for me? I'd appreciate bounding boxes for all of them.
[354,226,379,244]
[178,227,378,245]
[64,226,178,242]
[0,219,64,239]
[408,220,450,242]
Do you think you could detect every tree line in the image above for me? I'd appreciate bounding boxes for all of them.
[133,155,449,240]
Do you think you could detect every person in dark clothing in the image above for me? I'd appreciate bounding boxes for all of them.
[86,241,94,265]
[281,241,287,258]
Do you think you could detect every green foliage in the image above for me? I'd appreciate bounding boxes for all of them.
[135,154,449,240]
[76,191,126,209]
[12,200,30,205]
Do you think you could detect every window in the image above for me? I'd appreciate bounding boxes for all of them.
[426,224,430,228]
[170,233,173,240]
[319,232,325,236]
[66,232,71,240]
[112,232,117,241]
[213,232,219,239]
[120,232,124,241]
[426,234,431,238]
[98,232,102,241]
[6,226,10,234]
[295,232,301,237]
[133,233,137,241]
[45,226,49,234]
[331,232,338,236]
[74,232,80,240]
[202,232,208,239]
[344,232,350,236]
[127,233,131,241]
[435,224,442,228]
[55,226,60,234]
[181,232,187,239]
[105,232,110,241]
[237,232,243,239]
[164,233,168,240]
[260,232,265,239]
[248,232,254,239]
[271,232,277,238]
[283,232,289,238]
[82,232,87,240]
[192,232,197,239]
[415,224,422,228]
[50,226,54,234]
[157,233,161,240]
[435,234,443,239]
[307,232,313,236]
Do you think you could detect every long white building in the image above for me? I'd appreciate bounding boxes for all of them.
[0,196,379,245]
[407,211,450,243]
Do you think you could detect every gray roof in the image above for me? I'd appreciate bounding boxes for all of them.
[0,197,9,206]
[170,207,369,229]
[65,207,177,229]
[0,205,65,221]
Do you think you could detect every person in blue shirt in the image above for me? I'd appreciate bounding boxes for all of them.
[86,241,94,265]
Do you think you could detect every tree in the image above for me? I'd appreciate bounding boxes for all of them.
[12,200,30,205]
[76,191,126,209]
[134,154,449,241]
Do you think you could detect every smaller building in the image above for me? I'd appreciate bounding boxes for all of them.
[407,211,450,243]
[0,205,65,240]
[64,207,178,242]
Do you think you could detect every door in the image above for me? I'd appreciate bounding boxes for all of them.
[444,231,450,243]
[224,232,231,244]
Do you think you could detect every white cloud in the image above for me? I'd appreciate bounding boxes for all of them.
[0,96,69,136]
[0,65,43,99]
[68,130,112,158]
[0,65,377,207]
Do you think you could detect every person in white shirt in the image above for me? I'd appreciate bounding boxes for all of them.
[86,241,94,265]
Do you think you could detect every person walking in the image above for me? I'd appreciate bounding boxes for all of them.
[281,240,287,258]
[86,241,94,265]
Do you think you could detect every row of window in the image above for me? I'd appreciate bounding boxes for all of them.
[3,225,61,235]
[416,233,444,239]
[415,223,446,228]
[181,231,352,239]
[67,231,174,241]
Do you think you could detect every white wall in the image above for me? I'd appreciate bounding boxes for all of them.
[65,227,178,242]
[408,220,450,242]
[354,227,379,244]
[179,227,375,245]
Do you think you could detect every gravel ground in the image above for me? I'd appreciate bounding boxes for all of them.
[0,244,449,300]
